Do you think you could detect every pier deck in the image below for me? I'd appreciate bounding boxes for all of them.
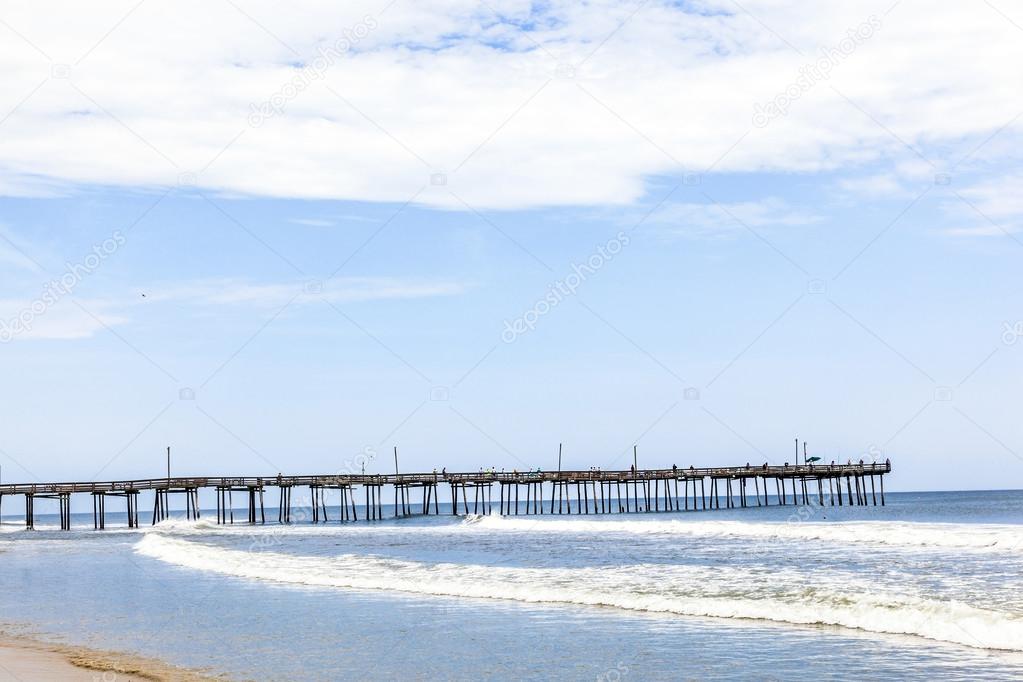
[0,462,891,529]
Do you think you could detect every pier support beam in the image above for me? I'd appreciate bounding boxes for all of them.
[93,492,106,530]
[127,491,139,528]
[279,485,292,523]
[60,492,71,530]
[0,465,893,528]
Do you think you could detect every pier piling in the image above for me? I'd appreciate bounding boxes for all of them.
[0,462,891,528]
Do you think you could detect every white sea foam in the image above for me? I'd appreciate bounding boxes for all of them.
[135,534,1023,652]
[139,512,1023,555]
[148,517,222,532]
[460,516,1023,554]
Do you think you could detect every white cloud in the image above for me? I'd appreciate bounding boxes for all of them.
[142,277,467,307]
[942,224,1017,237]
[648,197,820,237]
[287,217,335,227]
[835,174,911,199]
[0,174,70,198]
[287,214,381,226]
[0,297,125,341]
[0,225,45,271]
[0,277,465,341]
[0,2,1021,209]
[0,243,40,271]
[941,173,1023,237]
[952,174,1023,219]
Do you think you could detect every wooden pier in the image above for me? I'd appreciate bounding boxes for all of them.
[0,462,891,530]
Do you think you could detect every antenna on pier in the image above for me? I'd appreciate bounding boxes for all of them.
[633,445,638,472]
[795,438,799,465]
[803,441,807,464]
[558,443,562,472]
[394,446,399,476]
[166,446,171,479]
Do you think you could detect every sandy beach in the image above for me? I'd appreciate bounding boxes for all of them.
[0,633,218,682]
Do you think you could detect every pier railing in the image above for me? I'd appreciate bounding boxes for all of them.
[0,461,892,529]
[0,462,890,495]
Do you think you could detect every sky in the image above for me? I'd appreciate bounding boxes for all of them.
[1,0,1022,492]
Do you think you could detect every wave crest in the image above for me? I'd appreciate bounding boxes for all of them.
[135,534,1023,652]
[462,516,1023,553]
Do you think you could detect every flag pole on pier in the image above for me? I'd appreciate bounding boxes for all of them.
[167,446,171,479]
[558,443,562,472]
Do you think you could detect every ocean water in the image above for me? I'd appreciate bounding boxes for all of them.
[2,489,1023,680]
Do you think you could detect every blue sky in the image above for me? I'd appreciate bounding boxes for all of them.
[1,1,1022,490]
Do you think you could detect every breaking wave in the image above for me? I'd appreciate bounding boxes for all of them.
[460,516,1023,554]
[136,533,1023,652]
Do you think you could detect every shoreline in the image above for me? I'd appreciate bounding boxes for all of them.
[0,632,222,681]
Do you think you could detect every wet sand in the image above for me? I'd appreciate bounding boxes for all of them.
[0,633,220,681]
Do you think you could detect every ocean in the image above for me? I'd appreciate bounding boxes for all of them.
[1,489,1022,680]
